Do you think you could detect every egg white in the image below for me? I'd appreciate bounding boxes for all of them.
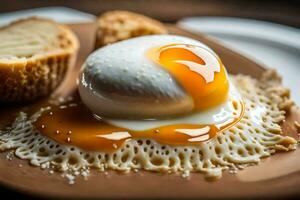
[78,35,217,118]
[105,82,242,131]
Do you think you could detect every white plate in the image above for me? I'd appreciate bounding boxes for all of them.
[178,17,300,105]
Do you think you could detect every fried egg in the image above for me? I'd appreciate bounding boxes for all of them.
[65,35,243,150]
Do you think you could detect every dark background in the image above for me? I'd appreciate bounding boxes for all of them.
[0,0,300,28]
[0,0,299,199]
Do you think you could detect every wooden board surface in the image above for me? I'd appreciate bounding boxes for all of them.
[0,23,300,199]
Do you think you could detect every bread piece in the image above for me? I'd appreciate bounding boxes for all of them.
[0,17,79,103]
[95,10,168,48]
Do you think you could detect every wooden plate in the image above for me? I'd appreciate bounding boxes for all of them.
[0,23,299,199]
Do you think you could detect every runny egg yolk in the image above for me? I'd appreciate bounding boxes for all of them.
[34,43,243,152]
[148,44,229,111]
[34,99,244,152]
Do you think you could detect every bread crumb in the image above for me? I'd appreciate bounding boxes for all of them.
[59,105,67,109]
[181,170,190,179]
[6,151,13,161]
[69,103,77,107]
[65,174,75,185]
[41,162,49,169]
[81,170,89,180]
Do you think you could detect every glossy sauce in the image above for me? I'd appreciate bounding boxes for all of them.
[34,99,244,152]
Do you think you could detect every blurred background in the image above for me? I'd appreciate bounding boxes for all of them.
[0,0,300,27]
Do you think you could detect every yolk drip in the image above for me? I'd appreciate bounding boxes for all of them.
[34,100,244,152]
[148,44,229,111]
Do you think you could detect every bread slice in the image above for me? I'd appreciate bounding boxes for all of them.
[0,17,79,103]
[95,10,168,48]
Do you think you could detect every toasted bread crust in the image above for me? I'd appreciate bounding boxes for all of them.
[0,17,79,103]
[95,10,168,48]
